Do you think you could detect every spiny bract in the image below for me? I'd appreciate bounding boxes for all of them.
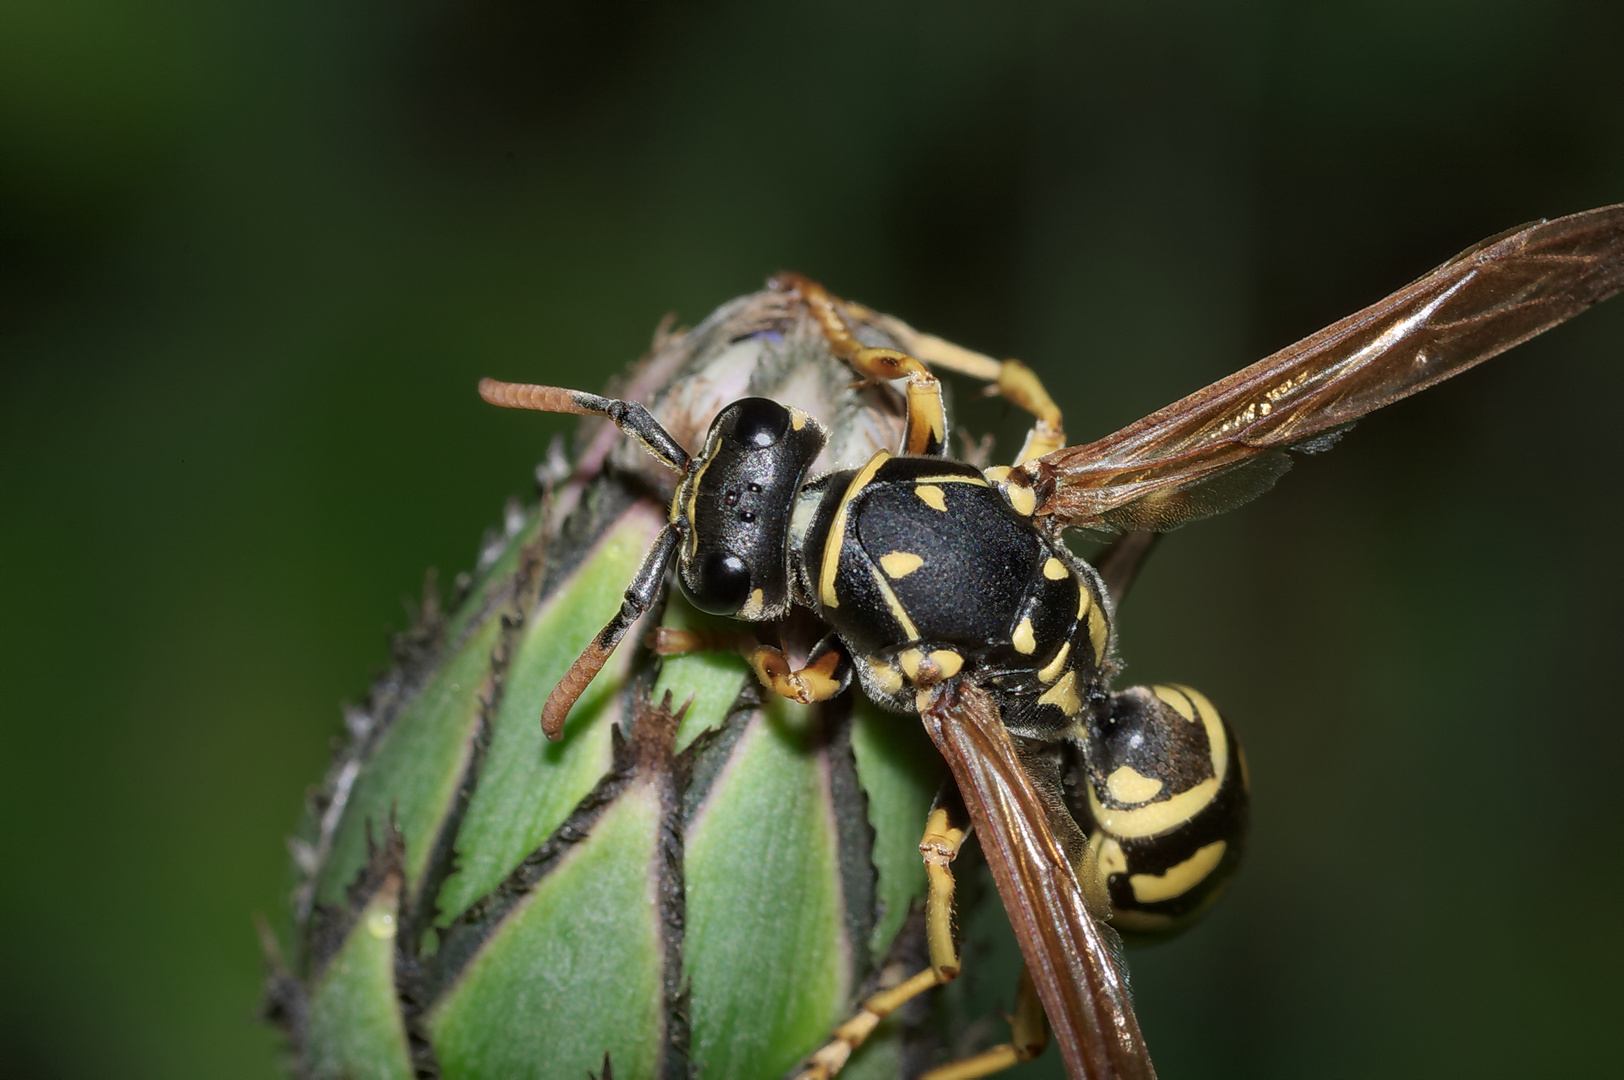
[264,287,1027,1080]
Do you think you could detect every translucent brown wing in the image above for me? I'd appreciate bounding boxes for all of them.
[919,682,1155,1080]
[1023,204,1624,533]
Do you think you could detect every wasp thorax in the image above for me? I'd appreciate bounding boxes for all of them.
[675,397,827,620]
[1070,684,1249,939]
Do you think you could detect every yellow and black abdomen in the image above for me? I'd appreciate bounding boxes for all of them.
[1068,684,1249,939]
[799,452,1111,736]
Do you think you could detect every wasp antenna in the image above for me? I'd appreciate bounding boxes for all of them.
[479,378,691,474]
[540,521,683,740]
[540,638,615,741]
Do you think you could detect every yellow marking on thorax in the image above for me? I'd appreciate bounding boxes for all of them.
[1038,641,1071,683]
[818,450,891,609]
[1012,617,1037,655]
[980,464,1032,513]
[898,647,963,686]
[1076,579,1109,661]
[986,462,1038,514]
[879,551,925,578]
[1043,557,1068,580]
[1106,765,1164,805]
[1004,482,1036,516]
[1037,669,1082,717]
[864,656,903,696]
[1129,841,1226,904]
[898,648,924,680]
[1086,604,1109,663]
[867,566,921,640]
[914,484,947,511]
[912,473,989,487]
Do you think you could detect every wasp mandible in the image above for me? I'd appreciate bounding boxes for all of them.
[480,205,1624,1080]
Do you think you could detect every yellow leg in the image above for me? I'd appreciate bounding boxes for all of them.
[648,626,759,656]
[795,967,941,1080]
[996,360,1065,466]
[747,642,850,704]
[920,804,966,981]
[850,345,948,457]
[652,626,853,705]
[795,803,969,1079]
[775,272,1065,465]
[910,351,1064,465]
[919,967,1049,1080]
[797,801,1050,1079]
[847,298,1065,460]
[778,273,948,457]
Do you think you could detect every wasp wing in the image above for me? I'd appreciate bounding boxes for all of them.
[919,682,1155,1080]
[1024,204,1624,533]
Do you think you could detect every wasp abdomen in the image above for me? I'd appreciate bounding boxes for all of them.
[1071,684,1249,938]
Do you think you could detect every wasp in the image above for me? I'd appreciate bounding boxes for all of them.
[479,205,1624,1080]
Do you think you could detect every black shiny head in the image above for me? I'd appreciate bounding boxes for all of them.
[674,398,827,619]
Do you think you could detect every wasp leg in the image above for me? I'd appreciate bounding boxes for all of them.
[747,634,852,704]
[998,360,1065,466]
[910,349,1065,465]
[648,625,760,656]
[777,273,948,457]
[789,276,1065,466]
[920,797,968,982]
[778,272,1064,463]
[652,627,852,706]
[850,346,948,458]
[876,345,1060,465]
[795,793,972,1079]
[918,966,1049,1080]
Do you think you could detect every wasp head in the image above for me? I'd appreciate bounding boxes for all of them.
[672,397,827,620]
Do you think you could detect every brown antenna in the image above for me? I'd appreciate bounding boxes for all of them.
[479,378,691,473]
[480,378,692,739]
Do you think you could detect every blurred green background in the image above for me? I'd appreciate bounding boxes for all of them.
[3,1,1621,1077]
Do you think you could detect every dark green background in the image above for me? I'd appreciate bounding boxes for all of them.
[3,1,1621,1077]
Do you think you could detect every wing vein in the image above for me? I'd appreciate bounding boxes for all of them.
[1026,205,1624,533]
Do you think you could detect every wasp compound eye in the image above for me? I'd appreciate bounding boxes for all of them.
[686,546,753,615]
[723,397,791,449]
